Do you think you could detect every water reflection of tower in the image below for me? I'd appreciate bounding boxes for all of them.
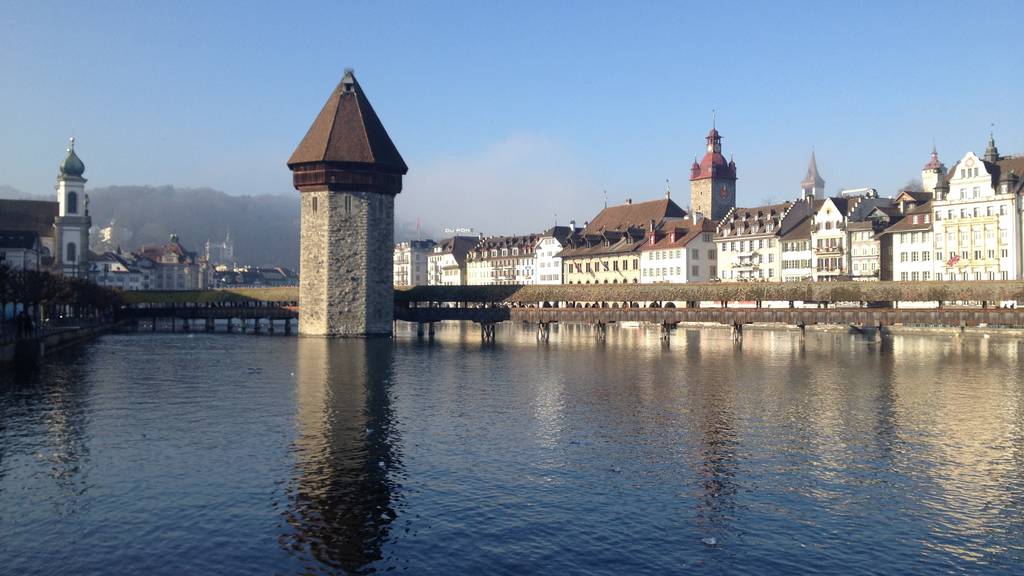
[690,371,738,537]
[282,339,403,573]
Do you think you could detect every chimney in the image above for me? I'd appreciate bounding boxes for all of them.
[693,212,704,223]
[569,220,576,230]
[649,218,656,232]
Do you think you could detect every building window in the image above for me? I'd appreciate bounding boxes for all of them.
[66,242,77,263]
[67,191,78,214]
[344,194,352,216]
[691,265,699,276]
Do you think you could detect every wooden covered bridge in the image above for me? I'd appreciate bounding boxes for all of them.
[116,282,1024,340]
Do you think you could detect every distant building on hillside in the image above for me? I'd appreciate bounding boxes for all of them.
[92,234,210,291]
[205,230,235,267]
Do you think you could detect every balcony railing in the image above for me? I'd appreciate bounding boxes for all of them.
[814,246,844,255]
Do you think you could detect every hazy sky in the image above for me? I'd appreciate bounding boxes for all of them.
[2,1,1021,236]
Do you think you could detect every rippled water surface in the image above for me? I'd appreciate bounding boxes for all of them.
[2,324,1024,575]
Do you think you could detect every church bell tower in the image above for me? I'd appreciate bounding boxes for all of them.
[288,70,408,337]
[54,138,91,277]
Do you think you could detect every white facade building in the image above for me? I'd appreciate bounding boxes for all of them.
[886,204,935,282]
[639,217,717,283]
[393,240,435,287]
[534,225,578,284]
[930,141,1024,281]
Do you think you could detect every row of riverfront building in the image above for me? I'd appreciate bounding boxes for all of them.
[395,128,1024,287]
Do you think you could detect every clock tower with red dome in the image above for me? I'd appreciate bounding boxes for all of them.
[689,123,737,220]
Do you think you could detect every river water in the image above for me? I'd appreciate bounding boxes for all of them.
[1,323,1023,575]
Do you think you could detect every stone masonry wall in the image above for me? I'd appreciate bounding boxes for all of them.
[690,178,736,221]
[299,189,395,337]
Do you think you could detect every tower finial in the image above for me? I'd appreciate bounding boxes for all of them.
[665,179,671,199]
[68,136,75,152]
[712,108,716,130]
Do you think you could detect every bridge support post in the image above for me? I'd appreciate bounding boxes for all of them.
[537,322,550,342]
[241,317,247,334]
[284,319,292,336]
[206,317,214,332]
[227,318,234,333]
[660,322,672,341]
[480,322,496,343]
[182,318,190,332]
[874,323,883,342]
[268,319,275,335]
[255,319,262,335]
[732,321,744,342]
[594,322,606,341]
[798,321,806,340]
[417,322,425,339]
[428,322,436,338]
[152,318,157,332]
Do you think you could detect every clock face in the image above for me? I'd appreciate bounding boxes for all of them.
[965,157,976,168]
[719,185,729,200]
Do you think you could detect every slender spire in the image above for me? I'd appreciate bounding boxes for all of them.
[985,129,999,162]
[665,179,671,199]
[801,150,825,190]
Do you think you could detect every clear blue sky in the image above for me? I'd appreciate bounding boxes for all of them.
[2,0,1021,235]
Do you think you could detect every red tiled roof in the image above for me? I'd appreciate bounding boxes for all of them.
[640,217,717,251]
[583,198,685,235]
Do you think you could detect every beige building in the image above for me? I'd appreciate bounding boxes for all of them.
[639,216,718,283]
[715,202,792,281]
[135,234,210,290]
[466,234,540,285]
[427,236,475,285]
[931,138,1024,281]
[559,197,686,285]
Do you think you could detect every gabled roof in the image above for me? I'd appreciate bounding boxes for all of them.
[880,202,933,234]
[0,199,57,239]
[584,198,686,234]
[716,201,792,237]
[287,70,408,174]
[434,236,476,264]
[781,216,813,241]
[641,217,717,251]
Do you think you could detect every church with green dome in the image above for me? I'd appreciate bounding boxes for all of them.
[54,137,92,277]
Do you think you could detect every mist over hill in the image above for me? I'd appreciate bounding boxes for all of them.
[1,184,437,269]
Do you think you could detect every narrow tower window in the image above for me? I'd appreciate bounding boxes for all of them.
[344,194,352,216]
[312,196,318,214]
[67,242,77,263]
[67,191,78,214]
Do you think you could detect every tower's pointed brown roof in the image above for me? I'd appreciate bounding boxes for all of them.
[288,69,407,174]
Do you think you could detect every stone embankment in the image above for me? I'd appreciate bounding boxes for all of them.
[0,323,112,369]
